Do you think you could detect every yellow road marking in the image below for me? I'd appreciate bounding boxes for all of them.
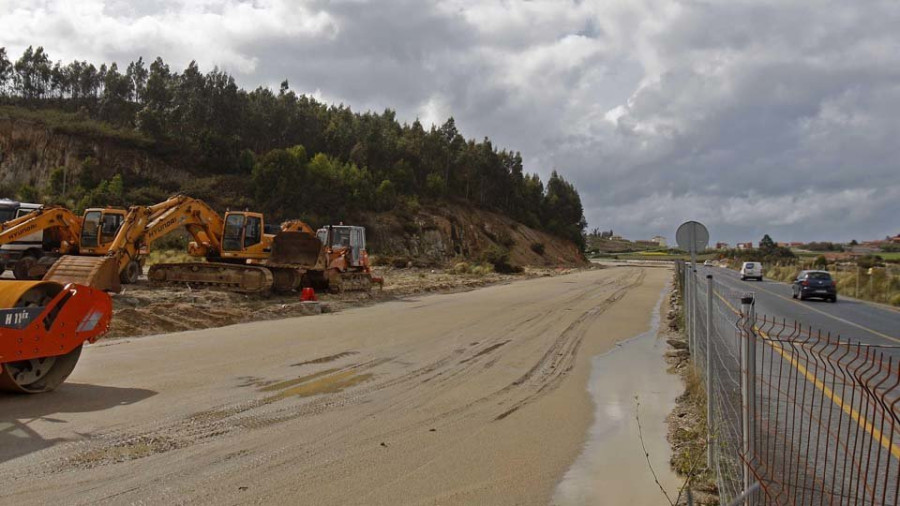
[721,270,899,344]
[713,291,900,460]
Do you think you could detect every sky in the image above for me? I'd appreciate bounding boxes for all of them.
[1,0,898,245]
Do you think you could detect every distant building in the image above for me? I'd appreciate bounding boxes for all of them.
[892,235,900,244]
[610,235,624,241]
[650,235,667,247]
[736,242,753,250]
[716,242,729,250]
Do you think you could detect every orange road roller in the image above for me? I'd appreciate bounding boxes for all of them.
[0,281,112,393]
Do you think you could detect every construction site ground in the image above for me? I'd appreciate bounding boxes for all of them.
[109,265,583,338]
[1,265,672,505]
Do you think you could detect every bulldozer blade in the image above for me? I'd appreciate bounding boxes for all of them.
[269,231,324,268]
[43,256,122,293]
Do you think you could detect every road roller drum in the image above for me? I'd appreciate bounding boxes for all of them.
[0,281,112,393]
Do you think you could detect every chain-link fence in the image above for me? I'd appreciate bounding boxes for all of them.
[677,261,900,505]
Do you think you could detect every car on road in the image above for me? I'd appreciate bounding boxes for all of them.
[740,261,763,281]
[792,270,837,302]
[703,260,714,266]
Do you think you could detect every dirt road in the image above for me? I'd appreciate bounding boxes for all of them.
[1,266,667,505]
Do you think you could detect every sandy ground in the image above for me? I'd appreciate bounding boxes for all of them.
[553,284,682,505]
[108,265,580,338]
[1,266,668,505]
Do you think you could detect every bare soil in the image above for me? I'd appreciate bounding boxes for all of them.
[1,265,666,506]
[110,265,590,338]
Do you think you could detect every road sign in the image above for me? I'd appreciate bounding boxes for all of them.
[676,221,709,253]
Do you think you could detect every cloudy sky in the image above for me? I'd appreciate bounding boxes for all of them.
[2,0,899,244]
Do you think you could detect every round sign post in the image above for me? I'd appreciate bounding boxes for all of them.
[676,221,709,271]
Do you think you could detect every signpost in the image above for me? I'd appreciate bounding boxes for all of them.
[676,220,709,270]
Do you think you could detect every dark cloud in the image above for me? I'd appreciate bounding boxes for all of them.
[1,0,897,243]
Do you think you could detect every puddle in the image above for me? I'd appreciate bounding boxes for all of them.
[261,368,373,402]
[553,285,682,506]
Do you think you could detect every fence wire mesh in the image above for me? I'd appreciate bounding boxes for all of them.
[676,261,900,505]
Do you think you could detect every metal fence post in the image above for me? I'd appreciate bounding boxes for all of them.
[740,294,756,505]
[706,274,714,470]
[690,266,697,358]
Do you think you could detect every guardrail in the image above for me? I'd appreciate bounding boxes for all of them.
[677,261,900,505]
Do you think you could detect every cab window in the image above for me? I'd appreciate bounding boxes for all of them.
[244,216,261,247]
[332,227,351,249]
[100,213,123,243]
[82,211,102,248]
[223,214,246,251]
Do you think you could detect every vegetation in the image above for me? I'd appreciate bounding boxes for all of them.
[804,241,844,252]
[0,45,587,248]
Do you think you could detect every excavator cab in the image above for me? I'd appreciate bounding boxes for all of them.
[79,208,127,255]
[220,211,269,261]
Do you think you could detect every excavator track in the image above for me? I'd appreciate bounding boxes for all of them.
[147,262,275,294]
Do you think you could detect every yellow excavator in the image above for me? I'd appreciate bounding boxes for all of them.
[0,206,127,279]
[147,210,324,293]
[43,195,226,292]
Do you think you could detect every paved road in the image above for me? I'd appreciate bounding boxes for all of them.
[0,267,669,506]
[693,263,900,503]
[701,265,899,347]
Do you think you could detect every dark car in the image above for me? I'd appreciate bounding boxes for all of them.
[792,270,837,302]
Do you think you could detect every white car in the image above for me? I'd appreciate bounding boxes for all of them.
[703,260,714,266]
[740,261,763,281]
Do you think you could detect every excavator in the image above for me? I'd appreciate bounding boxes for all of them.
[43,195,225,292]
[0,206,127,280]
[0,280,112,393]
[147,211,324,294]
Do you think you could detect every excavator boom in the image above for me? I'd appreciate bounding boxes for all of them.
[44,195,227,292]
[0,206,82,251]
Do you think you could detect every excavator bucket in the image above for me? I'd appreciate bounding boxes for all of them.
[0,280,112,393]
[269,231,324,268]
[43,255,122,293]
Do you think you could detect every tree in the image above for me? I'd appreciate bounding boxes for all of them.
[759,234,776,252]
[0,47,12,95]
[374,179,398,211]
[48,167,66,196]
[126,57,148,103]
[14,46,52,100]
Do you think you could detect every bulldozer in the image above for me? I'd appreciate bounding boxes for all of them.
[149,213,380,294]
[0,280,112,393]
[0,206,127,280]
[308,224,382,292]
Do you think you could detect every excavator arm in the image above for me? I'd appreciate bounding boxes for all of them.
[0,206,83,253]
[44,195,226,292]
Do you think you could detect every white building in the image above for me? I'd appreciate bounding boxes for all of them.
[651,235,667,247]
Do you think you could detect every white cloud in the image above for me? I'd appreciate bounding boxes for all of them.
[2,0,898,242]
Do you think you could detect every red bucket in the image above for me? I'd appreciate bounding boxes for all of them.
[300,287,318,302]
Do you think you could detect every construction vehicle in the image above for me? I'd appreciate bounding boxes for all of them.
[149,215,379,294]
[147,211,324,293]
[44,195,225,292]
[0,199,45,277]
[0,280,112,393]
[309,224,381,292]
[0,206,127,280]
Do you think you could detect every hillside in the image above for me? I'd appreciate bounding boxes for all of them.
[0,45,587,250]
[0,112,586,267]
